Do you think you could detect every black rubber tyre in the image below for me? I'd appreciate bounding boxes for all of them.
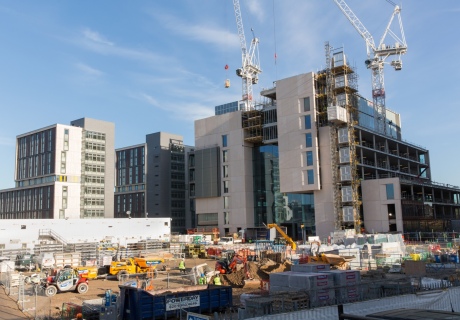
[77,283,89,294]
[117,271,128,281]
[45,286,57,297]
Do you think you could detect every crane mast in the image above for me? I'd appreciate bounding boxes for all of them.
[233,0,262,111]
[333,0,407,135]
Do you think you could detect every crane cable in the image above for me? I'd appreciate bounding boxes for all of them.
[273,0,278,79]
[385,0,397,7]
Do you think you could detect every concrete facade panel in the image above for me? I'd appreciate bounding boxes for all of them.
[361,178,403,233]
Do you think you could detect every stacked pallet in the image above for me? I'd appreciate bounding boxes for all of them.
[322,269,361,303]
[269,269,335,307]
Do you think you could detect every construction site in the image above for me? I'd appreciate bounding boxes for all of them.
[1,0,460,320]
[2,224,460,319]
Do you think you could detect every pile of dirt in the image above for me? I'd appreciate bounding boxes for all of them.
[247,261,264,280]
[214,259,294,288]
[221,268,246,287]
[259,259,291,275]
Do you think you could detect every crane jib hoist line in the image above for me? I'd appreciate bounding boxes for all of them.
[333,0,407,135]
[232,0,262,111]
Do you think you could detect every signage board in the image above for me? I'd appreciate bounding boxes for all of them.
[186,312,211,320]
[165,295,200,311]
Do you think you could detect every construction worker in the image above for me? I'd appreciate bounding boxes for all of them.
[198,273,206,285]
[178,258,186,274]
[213,275,222,286]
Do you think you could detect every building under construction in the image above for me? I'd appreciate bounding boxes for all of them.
[192,45,460,240]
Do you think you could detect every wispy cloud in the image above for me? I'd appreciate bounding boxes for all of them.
[246,0,265,23]
[75,27,173,67]
[0,137,15,146]
[138,92,214,121]
[83,28,114,46]
[149,12,239,49]
[75,62,104,76]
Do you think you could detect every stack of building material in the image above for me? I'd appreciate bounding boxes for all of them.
[268,272,298,292]
[269,271,335,307]
[321,269,361,303]
[291,263,330,273]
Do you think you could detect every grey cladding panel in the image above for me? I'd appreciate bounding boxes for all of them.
[195,147,221,198]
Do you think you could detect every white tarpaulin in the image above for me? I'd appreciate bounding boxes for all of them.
[344,291,452,316]
[243,288,460,320]
[450,287,460,312]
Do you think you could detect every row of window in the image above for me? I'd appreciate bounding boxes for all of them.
[85,131,106,141]
[18,153,53,179]
[0,186,52,213]
[85,142,106,152]
[83,176,105,184]
[303,97,314,185]
[84,199,105,206]
[85,186,105,195]
[85,154,105,162]
[18,129,53,158]
[85,164,105,174]
[82,209,104,218]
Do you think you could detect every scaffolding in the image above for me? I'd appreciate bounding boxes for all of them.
[242,108,264,144]
[323,42,362,233]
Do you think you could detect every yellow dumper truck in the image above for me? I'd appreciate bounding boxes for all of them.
[109,257,163,280]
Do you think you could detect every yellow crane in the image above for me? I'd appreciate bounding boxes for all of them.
[265,223,297,250]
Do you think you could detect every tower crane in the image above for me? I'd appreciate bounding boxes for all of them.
[233,0,262,111]
[333,0,407,134]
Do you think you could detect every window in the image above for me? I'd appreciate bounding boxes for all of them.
[306,151,313,166]
[303,97,310,112]
[386,184,394,200]
[306,133,312,148]
[222,135,228,147]
[224,212,229,225]
[64,129,69,151]
[339,148,350,163]
[223,180,229,193]
[340,166,351,181]
[304,115,312,130]
[338,128,349,143]
[341,186,353,202]
[335,75,345,88]
[222,150,228,162]
[307,170,314,184]
[223,165,228,178]
[343,206,354,222]
[224,196,229,209]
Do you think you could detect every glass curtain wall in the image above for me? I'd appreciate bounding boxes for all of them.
[252,145,315,237]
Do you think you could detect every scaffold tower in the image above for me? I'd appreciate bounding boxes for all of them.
[323,42,362,233]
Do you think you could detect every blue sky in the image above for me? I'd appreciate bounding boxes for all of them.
[0,1,459,190]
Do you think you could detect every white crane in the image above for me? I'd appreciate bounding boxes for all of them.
[333,0,407,134]
[233,0,262,111]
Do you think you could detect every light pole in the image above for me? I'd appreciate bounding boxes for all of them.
[126,211,131,241]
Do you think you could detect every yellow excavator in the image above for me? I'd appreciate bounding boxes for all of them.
[265,223,297,250]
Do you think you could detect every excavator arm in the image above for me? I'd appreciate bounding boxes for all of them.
[266,223,297,250]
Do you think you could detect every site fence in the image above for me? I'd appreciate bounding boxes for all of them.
[241,276,460,319]
[403,231,460,243]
